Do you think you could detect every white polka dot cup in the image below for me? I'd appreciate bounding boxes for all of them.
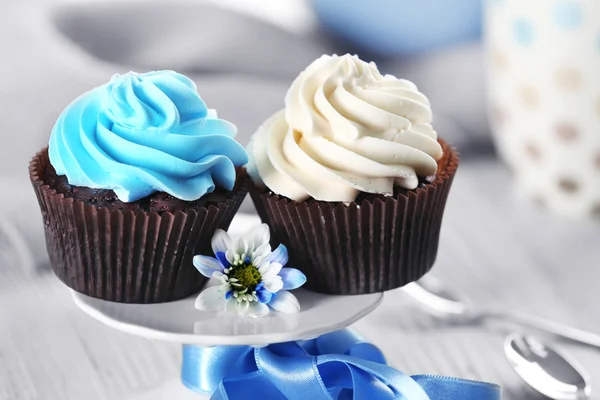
[485,0,600,218]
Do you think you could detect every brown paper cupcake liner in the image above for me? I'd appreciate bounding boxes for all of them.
[249,139,459,295]
[30,148,248,303]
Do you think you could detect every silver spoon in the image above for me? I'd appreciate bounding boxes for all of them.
[505,333,591,399]
[402,278,600,349]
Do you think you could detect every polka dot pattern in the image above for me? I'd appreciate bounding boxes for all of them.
[554,0,583,29]
[513,18,534,46]
[555,68,581,91]
[555,123,578,142]
[525,143,541,160]
[558,177,579,193]
[519,86,539,108]
[487,0,600,219]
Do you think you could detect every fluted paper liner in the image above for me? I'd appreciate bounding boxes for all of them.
[29,148,248,303]
[250,139,459,295]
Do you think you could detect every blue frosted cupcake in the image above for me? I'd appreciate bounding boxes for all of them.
[29,71,248,303]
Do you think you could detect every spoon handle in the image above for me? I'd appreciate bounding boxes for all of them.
[496,311,600,349]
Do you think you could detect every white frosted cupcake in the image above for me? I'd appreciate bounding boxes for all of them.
[247,54,459,294]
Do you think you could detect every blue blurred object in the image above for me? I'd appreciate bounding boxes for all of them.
[311,0,483,56]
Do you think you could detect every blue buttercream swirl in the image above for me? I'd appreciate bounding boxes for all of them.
[49,70,248,202]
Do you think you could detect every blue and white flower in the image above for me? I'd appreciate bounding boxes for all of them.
[193,224,306,318]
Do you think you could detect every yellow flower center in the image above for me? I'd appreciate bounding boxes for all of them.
[229,264,261,291]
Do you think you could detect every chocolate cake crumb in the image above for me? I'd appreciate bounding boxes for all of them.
[42,162,245,213]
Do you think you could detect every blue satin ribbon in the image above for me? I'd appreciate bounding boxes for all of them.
[181,329,501,399]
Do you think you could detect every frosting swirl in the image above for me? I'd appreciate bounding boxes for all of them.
[49,71,247,202]
[247,54,443,202]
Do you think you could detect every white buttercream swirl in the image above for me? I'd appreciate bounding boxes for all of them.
[247,54,443,202]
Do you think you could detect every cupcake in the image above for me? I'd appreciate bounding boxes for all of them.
[247,54,459,295]
[30,71,249,303]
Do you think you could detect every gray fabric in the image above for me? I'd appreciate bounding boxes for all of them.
[52,2,329,80]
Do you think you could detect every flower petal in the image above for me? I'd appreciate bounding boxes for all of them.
[248,224,270,250]
[195,286,225,310]
[260,262,283,279]
[268,291,300,314]
[252,243,271,264]
[264,276,284,293]
[279,268,307,290]
[216,251,230,268]
[258,262,270,275]
[266,244,288,266]
[236,237,249,257]
[211,229,232,255]
[253,255,267,268]
[226,250,236,265]
[237,300,250,315]
[225,297,239,313]
[193,255,224,278]
[247,302,270,318]
[212,270,224,279]
[256,288,273,303]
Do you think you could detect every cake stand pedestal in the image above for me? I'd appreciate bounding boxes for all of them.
[71,213,385,399]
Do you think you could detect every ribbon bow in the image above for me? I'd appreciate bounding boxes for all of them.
[181,329,501,399]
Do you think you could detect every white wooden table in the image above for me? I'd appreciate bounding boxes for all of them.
[2,159,600,400]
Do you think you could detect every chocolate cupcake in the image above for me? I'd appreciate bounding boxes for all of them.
[246,54,459,295]
[30,71,249,303]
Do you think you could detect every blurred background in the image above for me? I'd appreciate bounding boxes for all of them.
[1,0,600,399]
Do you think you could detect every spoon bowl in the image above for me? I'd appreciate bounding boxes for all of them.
[504,333,591,400]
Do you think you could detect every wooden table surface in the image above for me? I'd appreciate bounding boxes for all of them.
[2,158,600,400]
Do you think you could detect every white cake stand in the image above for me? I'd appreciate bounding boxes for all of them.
[71,213,385,399]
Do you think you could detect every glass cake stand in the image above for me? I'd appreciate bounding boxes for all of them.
[71,213,385,399]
